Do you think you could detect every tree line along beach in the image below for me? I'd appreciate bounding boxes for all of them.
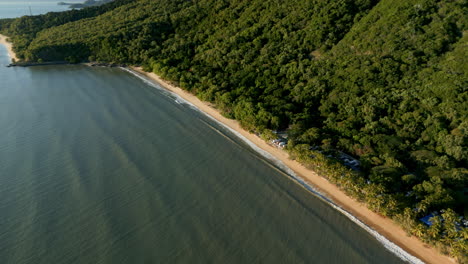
[1,38,452,262]
[0,0,466,263]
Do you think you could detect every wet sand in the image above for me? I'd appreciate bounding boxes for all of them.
[131,66,455,264]
[0,34,19,62]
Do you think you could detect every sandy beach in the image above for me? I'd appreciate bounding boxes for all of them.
[0,33,454,261]
[131,67,454,264]
[0,34,19,63]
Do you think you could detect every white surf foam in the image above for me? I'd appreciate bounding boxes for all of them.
[123,67,425,264]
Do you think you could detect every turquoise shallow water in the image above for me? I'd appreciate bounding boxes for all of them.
[0,44,405,263]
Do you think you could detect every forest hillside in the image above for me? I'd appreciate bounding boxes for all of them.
[1,0,466,261]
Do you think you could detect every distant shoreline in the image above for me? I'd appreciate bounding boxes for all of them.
[0,34,19,63]
[129,66,455,264]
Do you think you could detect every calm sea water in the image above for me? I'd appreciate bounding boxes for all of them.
[0,44,406,264]
[0,1,80,18]
[0,4,408,262]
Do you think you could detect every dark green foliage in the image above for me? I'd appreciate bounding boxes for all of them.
[1,0,466,260]
[0,0,134,59]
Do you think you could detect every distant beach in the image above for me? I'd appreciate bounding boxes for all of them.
[130,67,455,264]
[0,34,19,63]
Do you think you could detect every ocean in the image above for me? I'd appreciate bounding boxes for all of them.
[0,5,407,264]
[0,1,80,18]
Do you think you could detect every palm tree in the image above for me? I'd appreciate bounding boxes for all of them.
[427,216,442,240]
[412,223,426,238]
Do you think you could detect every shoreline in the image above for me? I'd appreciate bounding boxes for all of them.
[0,34,19,63]
[0,40,454,261]
[130,66,455,264]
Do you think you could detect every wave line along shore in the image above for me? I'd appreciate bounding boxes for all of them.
[0,36,454,262]
[0,34,19,63]
[129,66,455,264]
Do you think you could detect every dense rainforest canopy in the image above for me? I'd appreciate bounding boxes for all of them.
[1,0,466,260]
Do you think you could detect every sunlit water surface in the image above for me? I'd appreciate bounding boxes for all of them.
[0,1,79,18]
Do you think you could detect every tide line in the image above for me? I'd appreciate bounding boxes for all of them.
[122,67,424,264]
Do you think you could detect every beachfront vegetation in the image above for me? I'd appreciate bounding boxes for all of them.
[1,0,466,261]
